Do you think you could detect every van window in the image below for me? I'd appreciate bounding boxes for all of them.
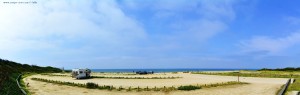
[79,71,83,73]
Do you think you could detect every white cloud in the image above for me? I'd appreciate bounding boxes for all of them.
[99,0,238,56]
[198,0,236,21]
[0,0,240,68]
[164,1,235,45]
[0,0,146,56]
[285,16,300,25]
[124,0,236,45]
[102,1,237,68]
[167,19,227,46]
[239,32,300,55]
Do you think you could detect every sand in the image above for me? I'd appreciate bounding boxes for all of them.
[24,72,287,95]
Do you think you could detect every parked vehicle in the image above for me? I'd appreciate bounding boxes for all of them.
[135,71,154,75]
[71,68,91,79]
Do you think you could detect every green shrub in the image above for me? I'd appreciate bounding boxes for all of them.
[177,85,201,91]
[90,76,181,79]
[98,85,111,89]
[86,82,98,89]
[172,72,178,74]
[288,78,300,91]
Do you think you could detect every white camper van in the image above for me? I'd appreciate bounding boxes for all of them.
[71,68,91,79]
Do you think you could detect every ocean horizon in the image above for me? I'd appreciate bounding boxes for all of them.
[90,68,259,73]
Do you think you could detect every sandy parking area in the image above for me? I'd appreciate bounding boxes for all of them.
[24,73,287,95]
[30,73,235,88]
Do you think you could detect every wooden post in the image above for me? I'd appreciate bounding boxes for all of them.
[238,71,240,82]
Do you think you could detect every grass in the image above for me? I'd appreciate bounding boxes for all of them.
[177,85,201,91]
[20,75,31,95]
[31,78,114,90]
[192,71,300,78]
[0,73,24,95]
[91,76,182,79]
[31,77,247,92]
[0,58,62,95]
[287,78,300,91]
[203,81,248,88]
[41,73,69,77]
[0,73,39,95]
[86,82,98,89]
[42,73,182,79]
[20,72,37,95]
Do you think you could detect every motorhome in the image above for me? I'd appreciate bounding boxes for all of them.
[71,68,91,79]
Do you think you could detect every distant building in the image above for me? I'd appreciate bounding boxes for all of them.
[71,68,91,79]
[61,67,65,72]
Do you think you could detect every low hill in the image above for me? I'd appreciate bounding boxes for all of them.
[259,67,300,71]
[0,58,62,94]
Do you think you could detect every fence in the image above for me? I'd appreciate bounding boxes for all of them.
[277,78,291,95]
[16,74,27,95]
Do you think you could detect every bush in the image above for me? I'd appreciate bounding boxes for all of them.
[86,82,98,89]
[90,76,181,79]
[177,85,201,91]
[0,58,62,94]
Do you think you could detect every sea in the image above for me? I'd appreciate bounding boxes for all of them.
[90,68,258,73]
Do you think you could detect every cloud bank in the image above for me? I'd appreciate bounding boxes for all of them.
[0,0,145,55]
[240,29,300,56]
[3,0,296,69]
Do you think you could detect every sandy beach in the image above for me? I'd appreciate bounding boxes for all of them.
[23,72,288,95]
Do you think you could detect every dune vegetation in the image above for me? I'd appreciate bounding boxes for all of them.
[0,58,62,95]
[287,78,300,92]
[192,70,299,78]
[41,73,182,79]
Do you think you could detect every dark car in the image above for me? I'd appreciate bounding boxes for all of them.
[135,71,154,75]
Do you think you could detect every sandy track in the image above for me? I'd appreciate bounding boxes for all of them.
[24,73,287,95]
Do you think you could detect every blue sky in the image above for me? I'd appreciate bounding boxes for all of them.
[0,0,300,69]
